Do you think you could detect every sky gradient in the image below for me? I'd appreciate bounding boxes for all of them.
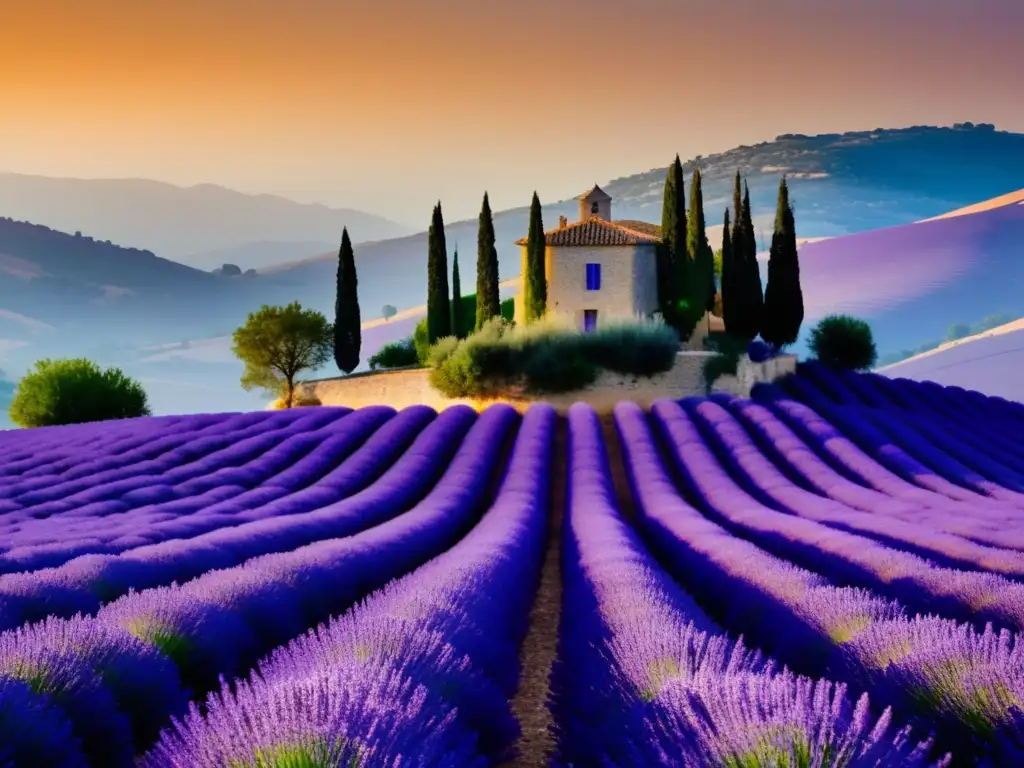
[1,0,1021,224]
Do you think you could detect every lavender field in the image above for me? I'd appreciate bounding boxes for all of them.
[2,368,1024,766]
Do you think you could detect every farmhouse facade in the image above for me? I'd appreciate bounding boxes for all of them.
[513,185,662,330]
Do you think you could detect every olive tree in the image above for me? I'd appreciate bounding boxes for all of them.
[232,302,333,407]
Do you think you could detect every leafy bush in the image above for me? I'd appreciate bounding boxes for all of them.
[413,319,431,365]
[808,315,877,370]
[577,321,679,377]
[519,339,596,394]
[427,336,461,367]
[10,358,151,428]
[381,304,398,320]
[428,317,675,398]
[451,294,516,338]
[368,338,418,370]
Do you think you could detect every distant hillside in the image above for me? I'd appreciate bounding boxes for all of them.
[189,239,338,272]
[919,188,1024,222]
[0,174,412,268]
[795,188,1024,358]
[264,124,1024,320]
[0,217,272,356]
[3,123,1024,419]
[879,317,1024,403]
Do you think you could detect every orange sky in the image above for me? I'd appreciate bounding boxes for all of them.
[0,0,1021,224]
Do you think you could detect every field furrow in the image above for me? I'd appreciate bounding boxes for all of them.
[1,368,1023,766]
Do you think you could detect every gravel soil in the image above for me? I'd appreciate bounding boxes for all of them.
[505,418,566,766]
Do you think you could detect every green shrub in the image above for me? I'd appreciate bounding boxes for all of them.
[428,316,675,398]
[453,294,516,337]
[428,344,482,398]
[577,321,679,377]
[427,336,460,367]
[10,358,151,428]
[368,338,418,370]
[809,314,877,370]
[520,339,596,393]
[413,319,431,365]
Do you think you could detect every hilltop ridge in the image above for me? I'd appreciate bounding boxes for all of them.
[262,124,1024,324]
[0,173,413,270]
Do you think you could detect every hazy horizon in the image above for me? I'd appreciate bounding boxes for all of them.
[1,0,1022,224]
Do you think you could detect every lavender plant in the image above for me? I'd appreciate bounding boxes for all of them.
[140,404,555,767]
[551,403,943,767]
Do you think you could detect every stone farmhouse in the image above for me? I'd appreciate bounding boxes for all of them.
[512,184,664,331]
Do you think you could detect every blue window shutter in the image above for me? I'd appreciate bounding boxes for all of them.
[586,263,601,290]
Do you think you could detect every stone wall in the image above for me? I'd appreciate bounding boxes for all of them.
[711,353,798,396]
[299,351,795,415]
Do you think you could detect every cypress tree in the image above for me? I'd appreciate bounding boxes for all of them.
[426,202,451,343]
[729,172,747,334]
[475,192,501,330]
[732,171,744,250]
[659,155,688,332]
[720,208,739,335]
[686,167,715,335]
[742,183,763,338]
[762,177,804,349]
[726,173,761,341]
[333,227,361,374]
[450,247,463,339]
[524,191,547,323]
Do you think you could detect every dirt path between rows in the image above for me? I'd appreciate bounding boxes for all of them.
[506,418,566,766]
[599,412,638,521]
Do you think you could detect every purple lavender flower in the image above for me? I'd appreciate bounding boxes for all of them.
[0,676,88,767]
[553,402,945,766]
[0,641,134,765]
[0,614,186,749]
[141,403,556,767]
[98,585,259,694]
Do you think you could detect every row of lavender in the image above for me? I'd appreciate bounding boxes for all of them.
[0,406,407,571]
[141,404,557,766]
[7,396,967,766]
[782,361,1024,498]
[551,403,946,766]
[623,363,1024,763]
[1,404,540,765]
[0,406,478,630]
[4,369,1024,765]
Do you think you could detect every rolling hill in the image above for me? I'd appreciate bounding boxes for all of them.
[0,217,287,416]
[263,124,1024,321]
[794,187,1024,359]
[878,317,1024,402]
[0,217,268,346]
[2,122,1023,418]
[0,174,412,269]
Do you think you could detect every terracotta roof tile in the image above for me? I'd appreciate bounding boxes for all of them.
[514,217,661,247]
[612,220,662,238]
